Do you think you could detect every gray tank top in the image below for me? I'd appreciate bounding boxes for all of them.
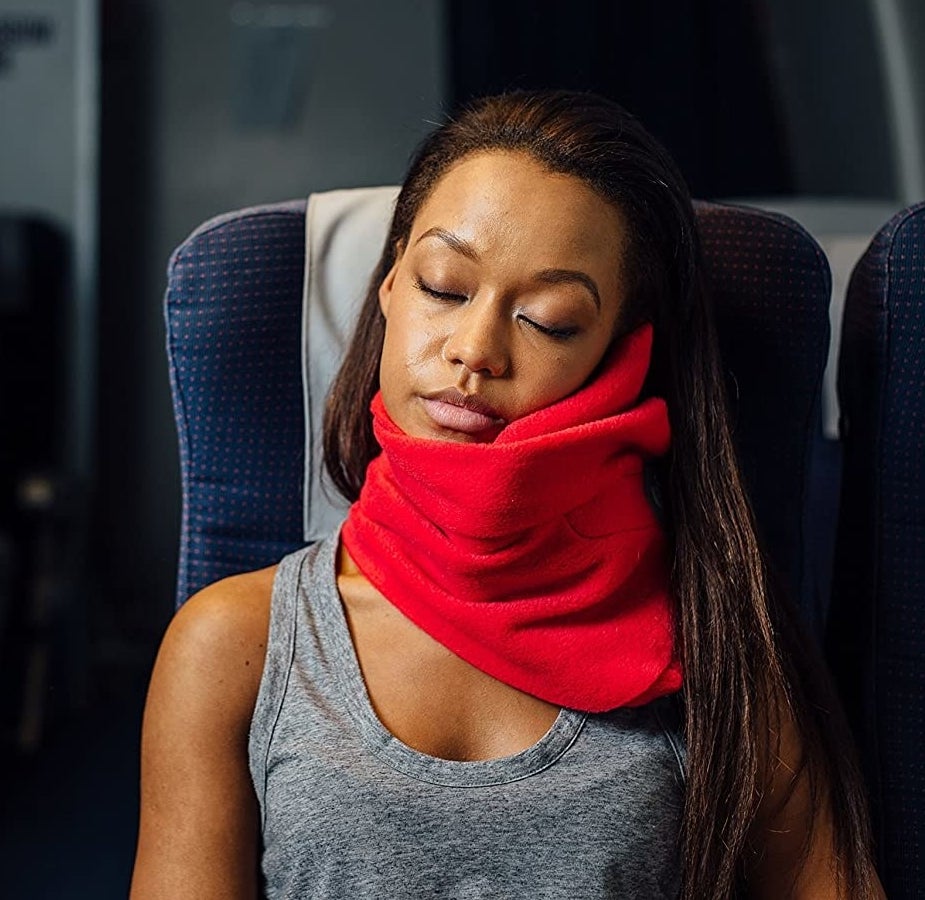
[249,533,686,899]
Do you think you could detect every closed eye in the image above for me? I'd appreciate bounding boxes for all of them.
[414,276,467,302]
[518,314,579,341]
[415,277,578,340]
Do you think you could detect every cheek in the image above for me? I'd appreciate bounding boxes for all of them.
[377,328,409,429]
[414,300,452,361]
[513,337,612,411]
[530,366,591,406]
[379,303,443,389]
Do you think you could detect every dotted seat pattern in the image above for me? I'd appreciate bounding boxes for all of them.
[165,200,830,628]
[829,201,925,899]
[695,202,831,629]
[166,201,309,606]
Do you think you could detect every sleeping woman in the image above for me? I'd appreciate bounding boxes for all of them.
[130,90,885,899]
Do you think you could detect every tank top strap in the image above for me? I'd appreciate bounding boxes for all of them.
[651,692,687,787]
[248,540,319,828]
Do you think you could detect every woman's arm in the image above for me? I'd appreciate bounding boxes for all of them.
[129,567,275,900]
[744,704,886,900]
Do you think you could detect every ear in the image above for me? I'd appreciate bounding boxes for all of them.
[378,259,399,318]
[378,241,405,318]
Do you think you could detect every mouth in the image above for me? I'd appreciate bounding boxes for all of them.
[419,389,506,436]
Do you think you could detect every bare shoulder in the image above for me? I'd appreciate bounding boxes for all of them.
[156,565,278,713]
[745,696,886,899]
[130,565,278,899]
[176,564,277,637]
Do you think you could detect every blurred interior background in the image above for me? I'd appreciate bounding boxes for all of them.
[0,0,922,896]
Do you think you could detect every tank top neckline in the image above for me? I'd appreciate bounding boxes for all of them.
[306,531,588,788]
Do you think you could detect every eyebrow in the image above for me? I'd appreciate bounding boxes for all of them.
[415,226,602,310]
[534,268,601,310]
[416,226,481,261]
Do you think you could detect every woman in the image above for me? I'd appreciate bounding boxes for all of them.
[131,91,884,898]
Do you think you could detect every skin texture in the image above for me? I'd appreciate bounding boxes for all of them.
[130,150,879,899]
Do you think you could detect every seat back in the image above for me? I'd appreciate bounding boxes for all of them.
[166,195,832,639]
[166,201,308,602]
[828,201,925,899]
[695,202,832,636]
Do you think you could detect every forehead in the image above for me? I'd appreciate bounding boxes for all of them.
[409,151,627,267]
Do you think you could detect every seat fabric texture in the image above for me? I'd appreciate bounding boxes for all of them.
[828,201,925,899]
[166,201,308,604]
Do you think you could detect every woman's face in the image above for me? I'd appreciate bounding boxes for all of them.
[378,150,630,442]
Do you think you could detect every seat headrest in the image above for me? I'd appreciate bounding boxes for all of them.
[302,186,399,541]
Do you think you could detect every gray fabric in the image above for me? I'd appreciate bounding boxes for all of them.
[301,187,400,542]
[249,533,686,899]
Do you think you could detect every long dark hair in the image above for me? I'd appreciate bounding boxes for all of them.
[323,90,878,898]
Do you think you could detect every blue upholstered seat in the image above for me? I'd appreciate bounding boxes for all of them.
[828,201,925,899]
[165,196,832,641]
[166,201,308,604]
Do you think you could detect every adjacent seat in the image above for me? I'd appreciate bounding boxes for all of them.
[828,201,925,900]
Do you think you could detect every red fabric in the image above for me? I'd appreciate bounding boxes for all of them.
[341,324,682,712]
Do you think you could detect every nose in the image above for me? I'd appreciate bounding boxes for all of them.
[441,299,510,377]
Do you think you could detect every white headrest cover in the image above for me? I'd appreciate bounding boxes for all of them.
[302,186,400,541]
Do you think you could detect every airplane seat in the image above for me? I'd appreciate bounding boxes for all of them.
[828,200,925,899]
[165,192,834,635]
[164,189,866,887]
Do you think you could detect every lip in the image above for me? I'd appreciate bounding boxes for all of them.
[420,389,506,435]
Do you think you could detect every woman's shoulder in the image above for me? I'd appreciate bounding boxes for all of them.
[152,565,279,720]
[178,565,278,633]
[133,566,279,898]
[175,566,277,648]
